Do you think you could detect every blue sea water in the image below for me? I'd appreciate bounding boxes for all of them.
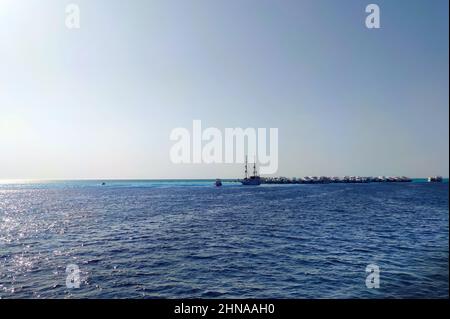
[0,180,448,298]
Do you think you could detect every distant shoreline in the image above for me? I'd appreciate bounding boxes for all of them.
[0,178,448,184]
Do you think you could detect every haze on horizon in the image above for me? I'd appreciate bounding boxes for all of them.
[0,0,448,179]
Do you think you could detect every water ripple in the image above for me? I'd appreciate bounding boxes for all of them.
[0,181,448,298]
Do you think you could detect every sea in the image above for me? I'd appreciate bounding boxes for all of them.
[0,179,448,298]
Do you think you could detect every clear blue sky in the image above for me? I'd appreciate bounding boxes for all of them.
[0,0,448,179]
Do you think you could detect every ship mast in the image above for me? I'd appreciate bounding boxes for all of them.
[253,155,257,177]
[245,155,248,179]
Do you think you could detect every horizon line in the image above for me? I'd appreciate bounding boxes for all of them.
[1,176,448,182]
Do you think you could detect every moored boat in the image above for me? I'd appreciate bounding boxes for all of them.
[428,176,443,182]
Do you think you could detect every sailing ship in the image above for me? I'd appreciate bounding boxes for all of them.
[240,155,261,185]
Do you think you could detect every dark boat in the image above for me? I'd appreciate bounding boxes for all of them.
[240,156,261,186]
[215,179,222,187]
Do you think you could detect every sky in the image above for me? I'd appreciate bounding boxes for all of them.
[0,0,448,179]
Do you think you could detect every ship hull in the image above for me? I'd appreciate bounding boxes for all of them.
[240,178,261,186]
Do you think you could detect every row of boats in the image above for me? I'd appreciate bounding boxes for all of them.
[261,176,412,184]
[234,157,415,186]
[213,157,443,186]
